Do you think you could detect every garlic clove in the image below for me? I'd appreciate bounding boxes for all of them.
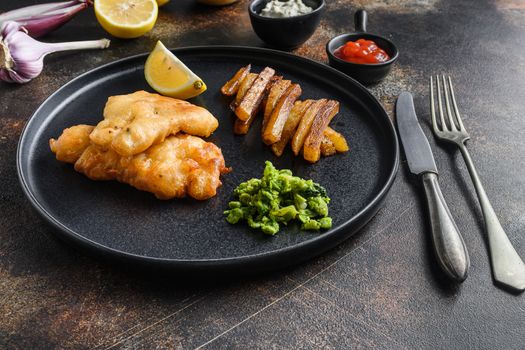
[0,1,92,38]
[0,21,109,84]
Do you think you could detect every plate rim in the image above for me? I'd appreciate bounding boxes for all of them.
[16,45,399,270]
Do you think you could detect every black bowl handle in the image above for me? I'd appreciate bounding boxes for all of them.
[355,10,367,33]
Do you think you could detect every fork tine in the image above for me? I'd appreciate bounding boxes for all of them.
[436,75,448,131]
[442,75,458,131]
[429,76,440,134]
[447,76,466,131]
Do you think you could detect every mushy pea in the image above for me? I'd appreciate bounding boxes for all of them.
[224,161,332,235]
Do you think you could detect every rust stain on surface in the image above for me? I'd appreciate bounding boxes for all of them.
[347,0,439,12]
[370,65,422,117]
[0,118,25,140]
[148,1,251,43]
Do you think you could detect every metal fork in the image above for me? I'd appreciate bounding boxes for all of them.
[430,75,525,292]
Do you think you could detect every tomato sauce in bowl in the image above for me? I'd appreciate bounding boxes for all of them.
[334,39,390,64]
[326,10,399,84]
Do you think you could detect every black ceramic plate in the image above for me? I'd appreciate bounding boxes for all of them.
[17,46,398,274]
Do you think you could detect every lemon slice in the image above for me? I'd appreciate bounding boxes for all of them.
[144,41,207,100]
[94,0,158,39]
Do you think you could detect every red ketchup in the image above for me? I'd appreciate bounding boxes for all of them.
[334,39,390,64]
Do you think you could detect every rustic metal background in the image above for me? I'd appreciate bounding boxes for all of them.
[1,0,524,348]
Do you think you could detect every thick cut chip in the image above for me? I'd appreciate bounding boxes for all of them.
[233,75,275,135]
[291,99,327,155]
[233,114,257,135]
[235,67,275,121]
[51,125,230,200]
[262,83,302,145]
[324,126,349,152]
[303,100,340,163]
[261,76,282,117]
[262,78,291,131]
[320,135,337,156]
[231,73,257,110]
[221,64,251,96]
[271,100,313,157]
[89,91,219,156]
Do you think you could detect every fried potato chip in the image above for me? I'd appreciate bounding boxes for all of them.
[231,73,258,111]
[271,100,313,157]
[291,99,327,155]
[303,100,340,163]
[262,83,302,145]
[320,135,337,157]
[221,64,251,96]
[262,78,291,132]
[324,126,349,152]
[235,67,275,121]
[233,74,277,135]
[233,114,257,135]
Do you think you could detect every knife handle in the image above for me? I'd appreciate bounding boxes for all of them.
[421,172,470,282]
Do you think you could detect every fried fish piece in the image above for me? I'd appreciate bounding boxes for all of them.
[51,125,230,200]
[89,91,219,156]
[303,100,340,163]
[221,64,251,96]
[50,124,94,163]
[235,67,275,121]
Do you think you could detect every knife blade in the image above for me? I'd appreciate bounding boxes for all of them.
[396,92,437,175]
[396,92,469,282]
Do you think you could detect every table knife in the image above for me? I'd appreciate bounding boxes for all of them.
[396,92,470,282]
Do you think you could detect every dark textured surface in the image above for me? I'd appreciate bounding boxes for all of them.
[18,47,397,269]
[1,0,524,348]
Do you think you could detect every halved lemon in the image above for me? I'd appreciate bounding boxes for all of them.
[144,41,207,100]
[94,0,158,39]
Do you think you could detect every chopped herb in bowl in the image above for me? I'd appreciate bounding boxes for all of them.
[224,161,332,235]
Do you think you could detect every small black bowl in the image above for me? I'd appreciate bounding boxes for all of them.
[249,0,325,50]
[326,10,398,85]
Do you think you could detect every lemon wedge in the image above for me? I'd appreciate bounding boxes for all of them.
[94,0,158,39]
[145,41,207,100]
[156,0,170,6]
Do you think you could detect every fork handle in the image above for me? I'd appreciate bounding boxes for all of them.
[458,145,525,292]
[422,172,470,282]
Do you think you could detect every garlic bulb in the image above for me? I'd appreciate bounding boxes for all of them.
[0,21,109,83]
[0,0,92,38]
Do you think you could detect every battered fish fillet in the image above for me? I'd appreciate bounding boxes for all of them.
[50,125,230,200]
[89,91,219,156]
[49,124,94,163]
